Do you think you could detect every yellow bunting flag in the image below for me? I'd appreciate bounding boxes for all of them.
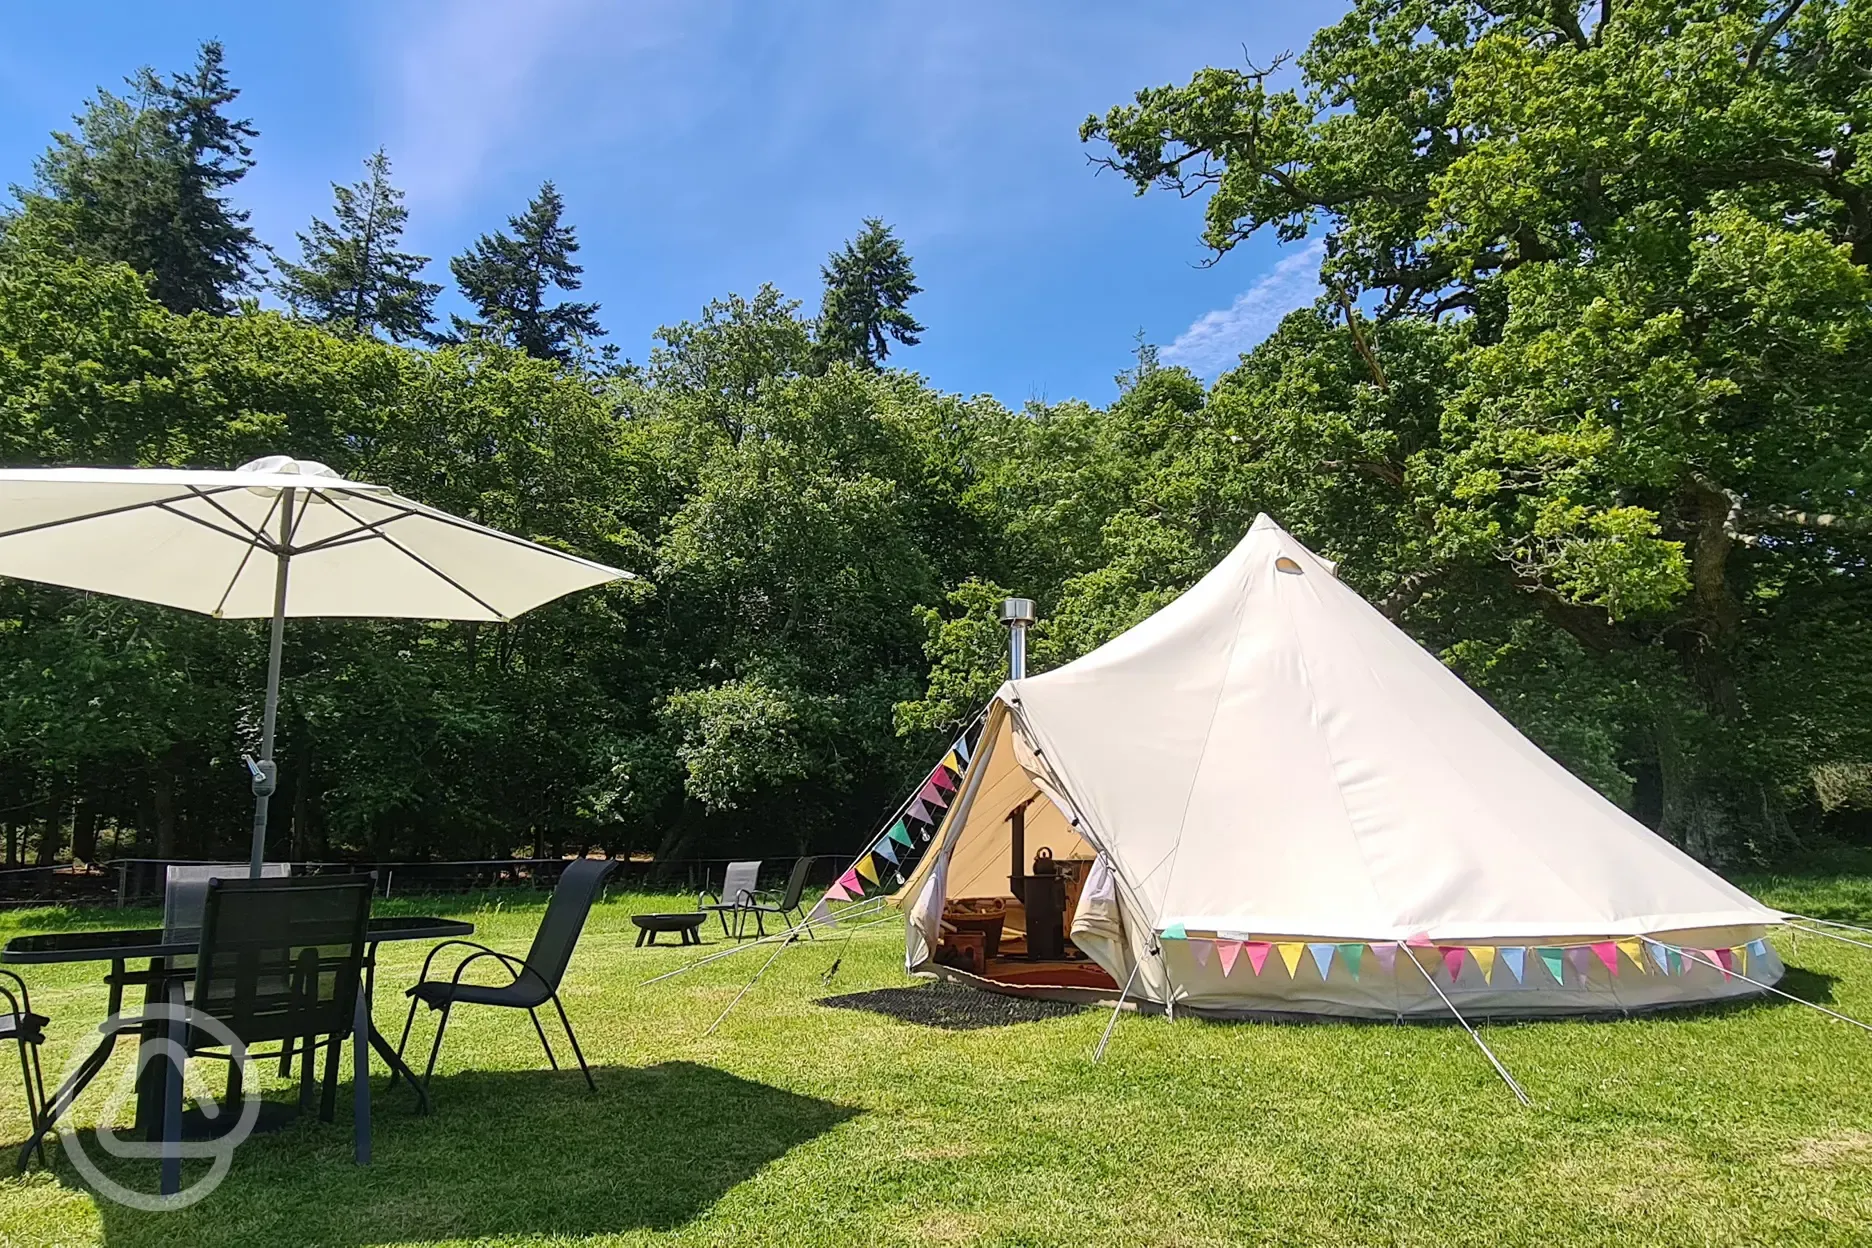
[1276,942,1305,978]
[1473,946,1497,984]
[855,856,879,885]
[1617,938,1646,973]
[940,751,962,774]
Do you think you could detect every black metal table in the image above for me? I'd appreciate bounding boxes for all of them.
[3,914,472,1169]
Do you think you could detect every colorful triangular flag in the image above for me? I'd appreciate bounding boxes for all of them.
[1191,939,1212,969]
[855,856,879,885]
[1667,946,1683,975]
[1591,941,1619,976]
[1499,946,1526,983]
[930,767,958,794]
[1537,947,1565,984]
[807,895,836,929]
[1441,946,1467,981]
[942,749,964,773]
[822,881,851,903]
[1245,942,1272,975]
[908,798,936,826]
[887,821,914,849]
[1713,947,1734,979]
[1567,946,1593,980]
[1616,938,1645,974]
[1337,943,1364,981]
[873,837,900,866]
[1161,922,1187,941]
[1307,943,1336,979]
[1473,946,1497,983]
[1370,942,1397,975]
[917,779,945,805]
[1217,941,1243,976]
[1276,942,1305,977]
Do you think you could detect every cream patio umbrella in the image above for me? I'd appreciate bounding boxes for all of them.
[0,455,631,875]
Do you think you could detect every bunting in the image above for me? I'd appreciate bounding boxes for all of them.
[1591,941,1620,976]
[1191,939,1212,969]
[1307,943,1336,979]
[908,798,936,826]
[1567,946,1593,981]
[823,880,852,903]
[1499,946,1526,983]
[1616,938,1646,974]
[887,821,914,850]
[1537,947,1565,984]
[1441,946,1467,981]
[1473,945,1497,984]
[1336,943,1364,981]
[1245,942,1272,975]
[917,778,945,805]
[1370,942,1397,975]
[836,867,862,896]
[855,856,880,885]
[873,838,900,866]
[1712,947,1735,979]
[1276,942,1305,977]
[1162,922,1188,941]
[1217,941,1243,976]
[930,767,958,794]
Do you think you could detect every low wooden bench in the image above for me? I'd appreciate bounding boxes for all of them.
[632,912,706,947]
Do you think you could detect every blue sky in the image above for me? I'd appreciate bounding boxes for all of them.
[0,2,1341,407]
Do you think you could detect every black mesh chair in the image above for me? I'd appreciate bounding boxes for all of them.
[111,874,375,1196]
[740,857,818,938]
[395,858,616,1099]
[0,970,49,1168]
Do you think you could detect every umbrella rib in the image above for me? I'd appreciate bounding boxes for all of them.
[211,492,283,618]
[154,499,269,547]
[321,494,510,620]
[385,497,625,575]
[186,487,281,549]
[0,485,246,541]
[290,509,421,555]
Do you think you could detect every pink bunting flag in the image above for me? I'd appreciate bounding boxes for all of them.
[1712,947,1734,979]
[1592,941,1620,976]
[1567,946,1593,980]
[1216,941,1242,976]
[1441,946,1467,980]
[1369,942,1398,974]
[1191,939,1212,968]
[918,779,945,805]
[822,882,851,903]
[836,867,863,896]
[930,767,958,794]
[1245,942,1272,975]
[1407,931,1434,948]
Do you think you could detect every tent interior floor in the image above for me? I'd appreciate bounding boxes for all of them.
[978,937,1118,990]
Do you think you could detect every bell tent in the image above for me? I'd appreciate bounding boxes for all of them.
[889,515,1784,1019]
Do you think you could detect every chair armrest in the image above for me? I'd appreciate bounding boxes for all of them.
[0,968,31,1019]
[406,939,532,996]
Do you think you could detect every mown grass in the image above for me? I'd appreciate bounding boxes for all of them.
[0,865,1870,1247]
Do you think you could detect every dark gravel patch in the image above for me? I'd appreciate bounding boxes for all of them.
[817,981,1090,1030]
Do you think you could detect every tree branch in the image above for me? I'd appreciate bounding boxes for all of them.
[1746,0,1807,72]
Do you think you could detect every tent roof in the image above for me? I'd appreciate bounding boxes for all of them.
[999,515,1780,942]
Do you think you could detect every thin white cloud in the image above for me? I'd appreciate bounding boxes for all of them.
[1160,240,1326,377]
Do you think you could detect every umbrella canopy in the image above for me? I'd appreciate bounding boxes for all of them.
[0,456,626,620]
[0,455,633,873]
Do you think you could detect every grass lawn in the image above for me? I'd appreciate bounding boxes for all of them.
[3,863,1872,1247]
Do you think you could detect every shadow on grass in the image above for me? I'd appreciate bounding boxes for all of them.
[39,1061,857,1247]
[819,981,1090,1030]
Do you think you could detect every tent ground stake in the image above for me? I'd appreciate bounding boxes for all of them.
[1402,947,1531,1106]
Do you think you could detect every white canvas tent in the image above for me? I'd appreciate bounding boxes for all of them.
[898,515,1785,1018]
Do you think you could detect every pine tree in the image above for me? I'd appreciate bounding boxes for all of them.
[277,149,439,341]
[815,218,923,369]
[449,182,603,362]
[16,41,259,314]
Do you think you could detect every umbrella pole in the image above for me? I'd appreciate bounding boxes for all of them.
[247,488,295,878]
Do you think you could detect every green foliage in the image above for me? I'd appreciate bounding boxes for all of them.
[814,218,924,369]
[450,181,605,363]
[1081,0,1872,859]
[13,41,257,314]
[275,149,440,342]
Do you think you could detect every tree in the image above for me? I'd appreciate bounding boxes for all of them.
[815,218,923,369]
[14,40,258,313]
[276,149,439,342]
[1083,0,1872,859]
[450,182,603,362]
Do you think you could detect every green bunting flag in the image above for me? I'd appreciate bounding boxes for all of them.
[1336,943,1364,981]
[1536,947,1565,984]
[887,820,914,849]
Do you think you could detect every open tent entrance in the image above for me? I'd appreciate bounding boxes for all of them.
[897,705,1118,994]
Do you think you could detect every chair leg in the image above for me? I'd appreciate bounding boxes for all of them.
[420,1003,452,1094]
[321,1026,342,1122]
[15,1039,46,1168]
[550,994,596,1093]
[298,1027,318,1117]
[528,1009,559,1070]
[160,982,186,1198]
[352,985,371,1166]
[389,993,421,1090]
